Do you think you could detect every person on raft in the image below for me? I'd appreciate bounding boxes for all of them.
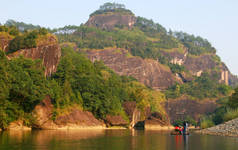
[183,121,188,134]
[175,126,183,134]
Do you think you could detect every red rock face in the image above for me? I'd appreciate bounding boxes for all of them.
[10,45,61,76]
[8,38,61,76]
[105,115,128,126]
[86,14,136,30]
[165,98,217,123]
[33,96,105,129]
[55,109,104,127]
[87,48,179,90]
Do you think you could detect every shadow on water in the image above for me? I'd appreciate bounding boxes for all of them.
[1,130,238,150]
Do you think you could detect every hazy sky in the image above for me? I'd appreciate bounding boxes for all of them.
[1,0,238,75]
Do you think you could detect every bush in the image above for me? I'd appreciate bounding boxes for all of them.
[200,117,214,129]
[223,108,238,122]
[8,31,38,53]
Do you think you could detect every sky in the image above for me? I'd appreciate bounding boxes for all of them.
[1,0,238,75]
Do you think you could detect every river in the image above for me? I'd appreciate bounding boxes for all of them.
[0,129,238,150]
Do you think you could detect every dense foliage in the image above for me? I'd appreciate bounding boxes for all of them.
[0,25,19,36]
[173,31,216,55]
[199,88,238,127]
[5,19,41,32]
[166,73,232,99]
[56,25,178,62]
[0,51,48,129]
[0,45,167,128]
[8,28,48,53]
[51,46,166,118]
[227,88,238,108]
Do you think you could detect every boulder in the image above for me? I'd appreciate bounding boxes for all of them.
[144,112,171,130]
[33,96,105,129]
[105,115,128,126]
[7,120,31,131]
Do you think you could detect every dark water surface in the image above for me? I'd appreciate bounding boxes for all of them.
[0,129,238,150]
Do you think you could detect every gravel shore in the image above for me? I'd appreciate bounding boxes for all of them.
[198,118,238,137]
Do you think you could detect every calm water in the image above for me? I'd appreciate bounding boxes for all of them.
[0,130,238,150]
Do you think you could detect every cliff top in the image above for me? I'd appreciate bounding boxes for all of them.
[90,2,134,17]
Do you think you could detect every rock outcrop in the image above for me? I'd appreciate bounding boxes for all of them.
[165,97,217,123]
[6,120,31,131]
[123,101,142,128]
[7,36,61,76]
[105,115,128,127]
[87,48,180,89]
[86,13,136,30]
[162,49,233,85]
[33,96,105,129]
[144,113,173,130]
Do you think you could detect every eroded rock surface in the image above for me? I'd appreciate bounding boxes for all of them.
[165,98,217,123]
[86,14,136,30]
[87,48,179,89]
[105,115,128,126]
[8,36,61,76]
[33,96,105,129]
[7,120,31,131]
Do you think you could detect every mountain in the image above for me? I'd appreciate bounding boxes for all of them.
[0,2,237,130]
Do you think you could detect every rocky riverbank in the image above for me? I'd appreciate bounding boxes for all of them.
[198,118,238,137]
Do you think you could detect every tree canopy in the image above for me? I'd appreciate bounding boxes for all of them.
[90,2,134,16]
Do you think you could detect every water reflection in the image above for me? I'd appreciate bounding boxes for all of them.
[1,130,238,150]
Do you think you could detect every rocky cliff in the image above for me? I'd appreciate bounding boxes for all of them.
[165,97,217,123]
[161,49,231,85]
[7,35,61,76]
[87,48,180,90]
[86,13,136,30]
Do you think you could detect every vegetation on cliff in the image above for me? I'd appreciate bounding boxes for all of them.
[51,46,166,119]
[90,2,134,17]
[0,43,167,129]
[8,28,48,53]
[166,73,232,100]
[199,87,238,128]
[0,50,48,129]
[1,2,238,129]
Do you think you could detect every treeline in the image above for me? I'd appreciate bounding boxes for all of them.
[172,31,216,55]
[0,26,49,53]
[4,19,41,32]
[56,24,178,62]
[90,2,134,17]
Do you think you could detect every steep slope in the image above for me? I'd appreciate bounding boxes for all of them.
[53,3,238,123]
[8,35,61,76]
[0,28,61,76]
[87,48,180,90]
[86,2,136,30]
[86,14,136,30]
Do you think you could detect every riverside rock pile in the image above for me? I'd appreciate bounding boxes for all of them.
[199,118,238,137]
